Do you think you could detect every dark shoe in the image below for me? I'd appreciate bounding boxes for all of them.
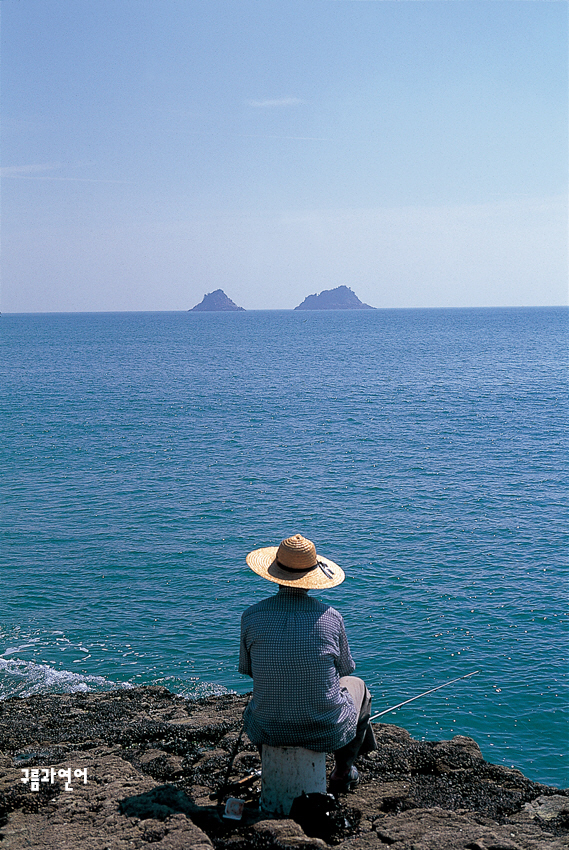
[329,766,359,794]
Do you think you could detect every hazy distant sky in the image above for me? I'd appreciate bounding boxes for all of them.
[2,0,567,312]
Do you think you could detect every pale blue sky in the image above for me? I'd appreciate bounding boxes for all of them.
[2,0,567,312]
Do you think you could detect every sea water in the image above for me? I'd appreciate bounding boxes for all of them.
[1,307,567,788]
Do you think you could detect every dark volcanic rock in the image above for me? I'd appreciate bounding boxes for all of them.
[190,289,245,311]
[0,687,567,849]
[294,286,374,310]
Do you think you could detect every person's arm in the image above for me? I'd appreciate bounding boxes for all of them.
[336,616,356,678]
[238,616,252,677]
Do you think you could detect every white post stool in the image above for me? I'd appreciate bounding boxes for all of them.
[260,745,327,816]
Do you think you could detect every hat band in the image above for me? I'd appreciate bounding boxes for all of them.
[276,559,334,579]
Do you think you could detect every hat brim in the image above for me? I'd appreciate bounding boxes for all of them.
[246,546,345,590]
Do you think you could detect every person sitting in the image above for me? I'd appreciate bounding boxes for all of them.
[239,533,376,792]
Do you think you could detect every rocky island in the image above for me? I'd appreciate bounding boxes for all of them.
[0,687,567,849]
[190,290,245,312]
[295,286,374,311]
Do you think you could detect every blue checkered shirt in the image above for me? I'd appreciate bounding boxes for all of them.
[239,586,358,751]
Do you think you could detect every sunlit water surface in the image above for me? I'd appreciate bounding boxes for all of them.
[1,307,567,787]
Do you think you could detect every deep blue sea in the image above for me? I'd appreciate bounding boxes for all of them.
[1,307,567,788]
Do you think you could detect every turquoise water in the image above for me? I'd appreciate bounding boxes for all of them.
[1,307,567,788]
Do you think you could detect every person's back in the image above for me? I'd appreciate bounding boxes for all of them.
[239,586,357,750]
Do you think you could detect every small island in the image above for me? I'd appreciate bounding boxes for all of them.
[294,285,374,310]
[190,290,245,312]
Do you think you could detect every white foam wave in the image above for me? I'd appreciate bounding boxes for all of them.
[2,642,40,656]
[0,657,132,699]
[149,676,234,700]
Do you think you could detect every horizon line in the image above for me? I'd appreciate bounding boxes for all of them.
[2,304,566,316]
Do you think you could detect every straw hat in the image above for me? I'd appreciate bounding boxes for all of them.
[246,534,345,590]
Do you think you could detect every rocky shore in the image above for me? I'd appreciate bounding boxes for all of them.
[0,686,567,849]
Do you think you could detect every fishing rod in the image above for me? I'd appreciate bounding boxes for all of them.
[369,670,480,722]
[215,671,480,800]
[215,693,252,802]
